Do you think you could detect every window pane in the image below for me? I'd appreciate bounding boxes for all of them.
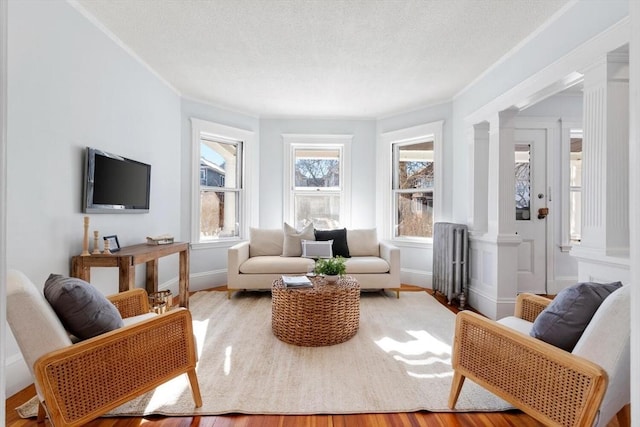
[396,142,434,190]
[569,133,582,242]
[294,193,341,230]
[515,143,531,220]
[570,138,582,187]
[294,148,340,188]
[200,190,239,239]
[395,191,433,238]
[570,190,581,242]
[200,140,238,189]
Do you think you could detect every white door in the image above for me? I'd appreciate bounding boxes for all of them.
[514,128,548,294]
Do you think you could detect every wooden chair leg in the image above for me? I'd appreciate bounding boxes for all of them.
[616,404,631,427]
[36,402,46,424]
[448,370,466,409]
[187,368,203,407]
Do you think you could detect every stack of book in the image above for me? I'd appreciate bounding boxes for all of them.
[282,275,313,288]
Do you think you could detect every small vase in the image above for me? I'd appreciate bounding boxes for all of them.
[324,274,339,283]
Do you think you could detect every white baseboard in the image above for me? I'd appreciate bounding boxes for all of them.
[189,270,228,291]
[400,269,431,288]
[467,287,517,320]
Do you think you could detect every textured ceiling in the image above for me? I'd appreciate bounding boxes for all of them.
[74,0,570,118]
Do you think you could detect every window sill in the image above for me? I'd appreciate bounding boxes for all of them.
[391,237,433,249]
[191,238,243,251]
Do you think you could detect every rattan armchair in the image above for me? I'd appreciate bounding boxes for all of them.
[449,287,630,427]
[7,270,202,427]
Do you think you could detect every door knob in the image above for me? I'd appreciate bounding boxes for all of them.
[538,207,549,219]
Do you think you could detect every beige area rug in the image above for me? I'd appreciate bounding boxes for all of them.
[18,289,512,417]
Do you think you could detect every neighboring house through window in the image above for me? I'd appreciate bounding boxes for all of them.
[381,121,443,241]
[283,134,352,229]
[393,140,435,238]
[191,118,255,245]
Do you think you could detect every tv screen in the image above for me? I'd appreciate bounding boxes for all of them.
[82,147,151,213]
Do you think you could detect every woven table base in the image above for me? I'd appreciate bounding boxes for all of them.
[271,276,360,346]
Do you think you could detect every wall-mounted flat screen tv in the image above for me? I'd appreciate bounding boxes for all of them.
[82,147,151,213]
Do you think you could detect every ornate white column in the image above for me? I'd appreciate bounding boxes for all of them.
[468,110,520,319]
[468,122,489,233]
[572,51,630,282]
[487,109,518,237]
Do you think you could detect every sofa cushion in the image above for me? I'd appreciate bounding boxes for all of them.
[44,274,124,340]
[240,256,315,274]
[282,222,315,257]
[315,228,350,258]
[249,228,284,257]
[530,281,622,352]
[344,257,389,274]
[347,228,379,257]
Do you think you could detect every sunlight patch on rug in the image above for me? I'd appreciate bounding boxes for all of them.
[17,289,512,417]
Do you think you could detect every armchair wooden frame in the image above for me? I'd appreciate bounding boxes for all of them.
[448,293,608,427]
[33,289,202,427]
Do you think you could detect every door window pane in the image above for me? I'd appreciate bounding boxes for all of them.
[515,143,531,220]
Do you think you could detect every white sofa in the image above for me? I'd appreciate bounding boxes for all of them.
[227,227,400,297]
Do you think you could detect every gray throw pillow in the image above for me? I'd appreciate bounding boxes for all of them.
[530,281,622,352]
[44,274,124,340]
[282,222,315,257]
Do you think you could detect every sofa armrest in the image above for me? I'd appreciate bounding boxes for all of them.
[514,293,552,322]
[379,240,400,287]
[227,241,250,286]
[34,309,201,426]
[449,311,607,427]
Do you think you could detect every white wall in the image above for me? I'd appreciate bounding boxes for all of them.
[0,0,7,417]
[629,1,640,422]
[5,0,182,395]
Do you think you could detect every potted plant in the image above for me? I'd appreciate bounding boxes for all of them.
[315,256,346,282]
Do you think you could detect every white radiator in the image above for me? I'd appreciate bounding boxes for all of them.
[432,222,469,308]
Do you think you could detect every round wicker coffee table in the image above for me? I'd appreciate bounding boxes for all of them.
[271,276,360,346]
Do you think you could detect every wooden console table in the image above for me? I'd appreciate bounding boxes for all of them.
[71,242,190,308]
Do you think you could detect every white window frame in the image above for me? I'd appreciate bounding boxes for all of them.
[560,120,582,252]
[191,118,257,248]
[283,134,352,228]
[378,121,443,242]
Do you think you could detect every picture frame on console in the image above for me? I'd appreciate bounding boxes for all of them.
[103,235,120,252]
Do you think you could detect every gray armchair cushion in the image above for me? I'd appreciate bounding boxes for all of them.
[44,274,124,340]
[530,281,622,352]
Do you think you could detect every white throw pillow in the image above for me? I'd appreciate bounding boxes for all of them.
[347,228,379,257]
[301,239,333,259]
[282,222,315,257]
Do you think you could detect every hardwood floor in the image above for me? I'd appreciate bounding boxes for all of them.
[4,285,616,427]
